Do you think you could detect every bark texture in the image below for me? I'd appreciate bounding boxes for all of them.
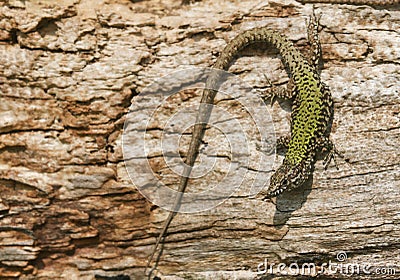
[0,0,399,279]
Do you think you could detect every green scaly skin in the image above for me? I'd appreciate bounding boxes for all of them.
[146,14,335,277]
[259,15,334,198]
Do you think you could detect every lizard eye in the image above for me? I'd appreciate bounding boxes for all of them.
[281,178,289,186]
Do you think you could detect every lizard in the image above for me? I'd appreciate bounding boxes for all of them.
[146,13,339,278]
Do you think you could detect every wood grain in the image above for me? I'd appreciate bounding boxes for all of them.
[0,0,399,279]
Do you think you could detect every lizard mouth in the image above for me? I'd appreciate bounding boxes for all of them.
[262,186,286,200]
[262,177,291,200]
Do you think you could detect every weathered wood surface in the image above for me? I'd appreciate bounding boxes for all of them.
[0,0,399,279]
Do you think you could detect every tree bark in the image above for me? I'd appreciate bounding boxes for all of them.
[0,0,399,279]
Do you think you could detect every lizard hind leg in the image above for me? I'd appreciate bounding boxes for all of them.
[276,135,291,153]
[261,77,296,105]
[306,9,323,72]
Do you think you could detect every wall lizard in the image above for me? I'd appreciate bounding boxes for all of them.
[146,13,339,278]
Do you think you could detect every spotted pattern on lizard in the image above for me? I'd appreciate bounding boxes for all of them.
[146,13,339,277]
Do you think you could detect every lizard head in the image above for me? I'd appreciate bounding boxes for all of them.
[260,159,312,200]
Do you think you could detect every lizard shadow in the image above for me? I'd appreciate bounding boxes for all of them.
[271,168,314,229]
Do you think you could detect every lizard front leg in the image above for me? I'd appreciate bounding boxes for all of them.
[317,136,345,170]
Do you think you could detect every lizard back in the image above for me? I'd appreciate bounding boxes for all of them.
[211,28,332,165]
